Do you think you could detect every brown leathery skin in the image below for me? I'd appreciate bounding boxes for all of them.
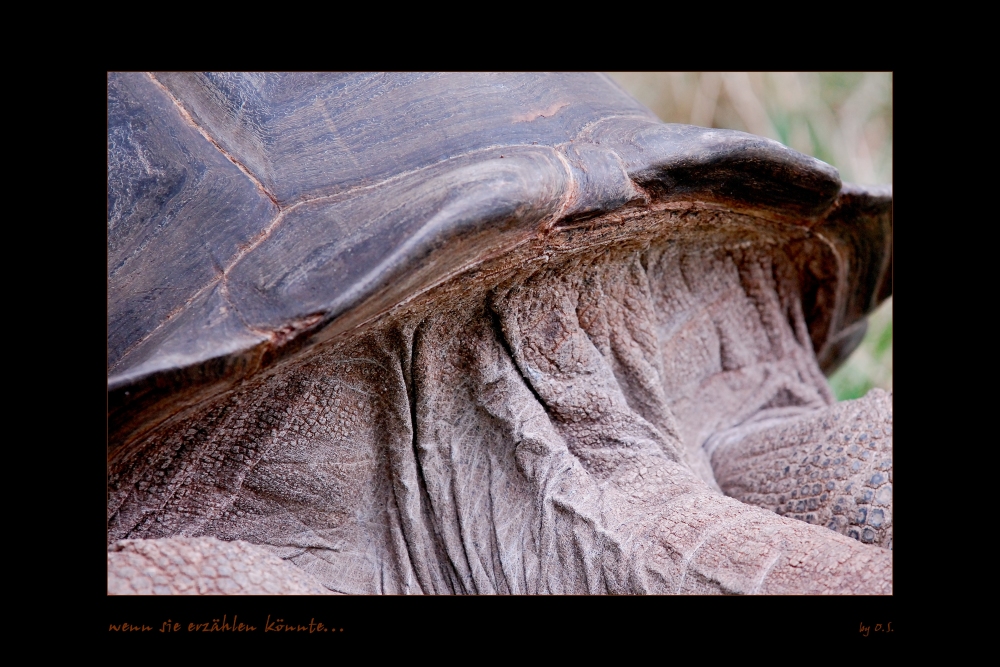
[109,203,891,594]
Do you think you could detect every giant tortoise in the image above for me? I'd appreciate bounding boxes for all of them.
[107,72,892,595]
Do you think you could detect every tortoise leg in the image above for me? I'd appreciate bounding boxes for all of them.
[108,536,333,594]
[707,389,892,549]
[483,257,890,594]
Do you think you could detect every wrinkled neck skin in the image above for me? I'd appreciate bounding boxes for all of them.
[108,202,892,594]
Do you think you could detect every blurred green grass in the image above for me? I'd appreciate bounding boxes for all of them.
[606,73,892,401]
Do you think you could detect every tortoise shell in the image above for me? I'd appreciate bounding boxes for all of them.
[108,72,889,458]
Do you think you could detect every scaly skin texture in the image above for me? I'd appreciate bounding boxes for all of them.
[709,389,892,548]
[108,205,892,594]
[107,537,333,594]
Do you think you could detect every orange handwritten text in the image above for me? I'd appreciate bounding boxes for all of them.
[186,615,255,633]
[264,616,329,633]
[859,622,893,636]
[109,622,153,632]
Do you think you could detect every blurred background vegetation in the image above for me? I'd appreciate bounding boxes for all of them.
[606,73,892,401]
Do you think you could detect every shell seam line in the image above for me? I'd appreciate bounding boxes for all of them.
[109,201,295,374]
[145,73,281,210]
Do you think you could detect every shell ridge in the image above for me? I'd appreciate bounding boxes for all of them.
[111,149,571,388]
